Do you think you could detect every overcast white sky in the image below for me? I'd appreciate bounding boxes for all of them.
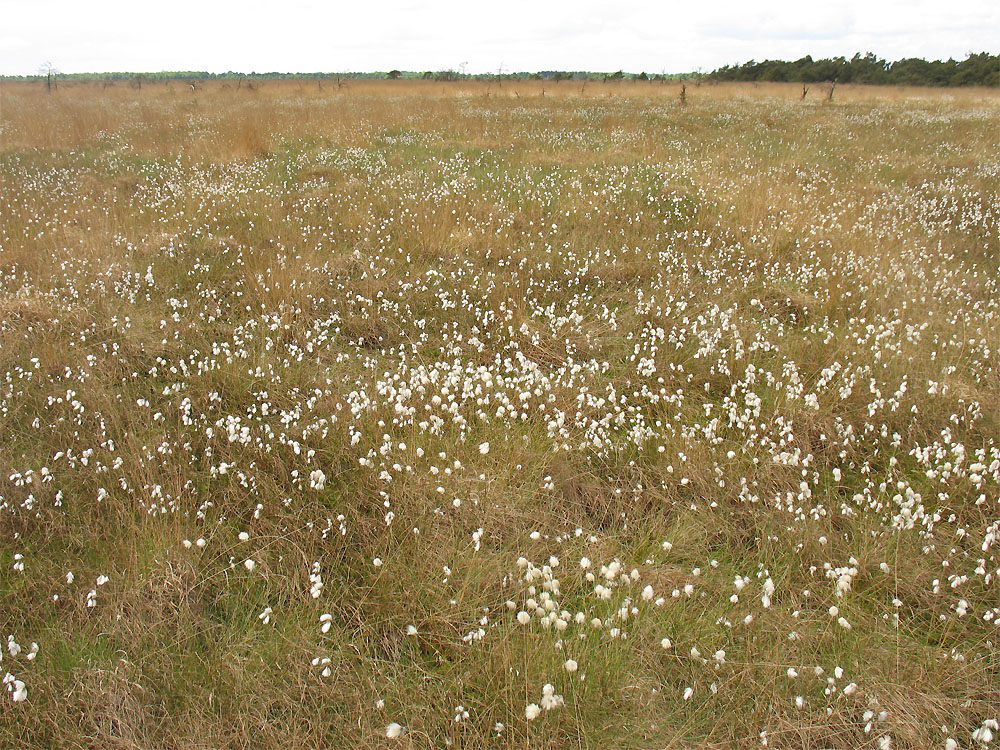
[1,0,997,75]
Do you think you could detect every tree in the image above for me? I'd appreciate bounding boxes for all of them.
[707,51,999,87]
[38,61,59,92]
[387,70,402,80]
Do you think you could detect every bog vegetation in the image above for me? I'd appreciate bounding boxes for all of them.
[1,78,999,748]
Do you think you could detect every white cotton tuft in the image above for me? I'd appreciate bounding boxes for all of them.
[12,681,27,702]
[762,577,775,608]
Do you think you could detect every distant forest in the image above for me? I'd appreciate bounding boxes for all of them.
[709,52,998,87]
[4,52,997,87]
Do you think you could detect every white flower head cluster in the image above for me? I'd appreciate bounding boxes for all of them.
[3,673,27,703]
[526,683,565,720]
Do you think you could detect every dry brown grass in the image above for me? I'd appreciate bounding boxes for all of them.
[1,78,998,749]
[4,78,997,155]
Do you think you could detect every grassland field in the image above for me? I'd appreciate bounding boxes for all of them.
[1,78,999,748]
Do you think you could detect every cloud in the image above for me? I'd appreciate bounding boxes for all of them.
[698,7,857,42]
[0,36,30,53]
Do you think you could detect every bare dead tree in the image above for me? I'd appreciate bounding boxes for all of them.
[38,61,59,92]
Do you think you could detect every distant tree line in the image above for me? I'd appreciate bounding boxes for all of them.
[710,52,998,87]
[3,69,689,84]
[2,70,394,82]
[6,54,995,87]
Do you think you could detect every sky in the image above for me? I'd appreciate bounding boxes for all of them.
[1,0,997,76]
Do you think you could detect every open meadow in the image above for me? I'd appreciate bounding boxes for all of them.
[1,78,999,748]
